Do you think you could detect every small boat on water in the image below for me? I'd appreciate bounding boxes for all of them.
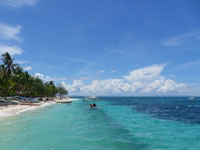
[188,97,195,100]
[56,100,72,104]
[83,96,99,101]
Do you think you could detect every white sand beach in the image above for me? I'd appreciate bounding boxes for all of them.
[0,101,55,118]
[0,98,80,118]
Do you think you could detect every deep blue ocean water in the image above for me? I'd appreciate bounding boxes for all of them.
[0,97,200,150]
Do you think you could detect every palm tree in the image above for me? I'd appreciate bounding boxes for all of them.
[0,52,22,99]
[1,52,19,78]
[0,52,60,100]
[0,64,5,77]
[0,75,12,100]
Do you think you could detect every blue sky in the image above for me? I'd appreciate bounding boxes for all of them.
[0,0,200,96]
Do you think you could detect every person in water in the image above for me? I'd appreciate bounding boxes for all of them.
[90,103,97,108]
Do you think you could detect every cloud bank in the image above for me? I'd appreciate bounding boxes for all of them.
[60,64,186,96]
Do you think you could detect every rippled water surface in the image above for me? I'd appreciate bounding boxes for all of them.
[0,97,200,150]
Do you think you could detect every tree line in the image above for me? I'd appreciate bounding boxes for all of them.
[0,52,68,100]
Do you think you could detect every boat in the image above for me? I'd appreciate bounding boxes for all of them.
[89,96,98,99]
[56,100,72,104]
[84,96,99,101]
[188,97,195,100]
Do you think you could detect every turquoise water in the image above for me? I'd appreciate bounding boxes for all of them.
[0,97,200,150]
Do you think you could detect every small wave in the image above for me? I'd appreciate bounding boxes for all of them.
[16,106,38,114]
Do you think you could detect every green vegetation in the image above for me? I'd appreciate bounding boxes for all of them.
[57,84,68,98]
[0,52,68,100]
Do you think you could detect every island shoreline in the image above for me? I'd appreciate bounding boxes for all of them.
[0,98,80,119]
[0,101,56,118]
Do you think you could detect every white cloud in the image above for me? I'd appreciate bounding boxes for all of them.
[23,66,32,71]
[141,79,185,94]
[123,64,166,82]
[162,30,200,46]
[34,73,52,82]
[156,79,185,93]
[0,0,37,8]
[62,78,185,96]
[33,73,67,82]
[61,64,187,96]
[81,79,142,94]
[97,70,105,74]
[61,80,83,93]
[0,45,23,55]
[31,65,191,96]
[0,23,22,41]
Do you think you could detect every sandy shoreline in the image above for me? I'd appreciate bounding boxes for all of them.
[0,101,56,118]
[0,98,80,118]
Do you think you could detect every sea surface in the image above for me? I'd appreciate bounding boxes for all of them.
[0,97,200,150]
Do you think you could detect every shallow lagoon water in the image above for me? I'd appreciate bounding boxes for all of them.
[0,97,200,150]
